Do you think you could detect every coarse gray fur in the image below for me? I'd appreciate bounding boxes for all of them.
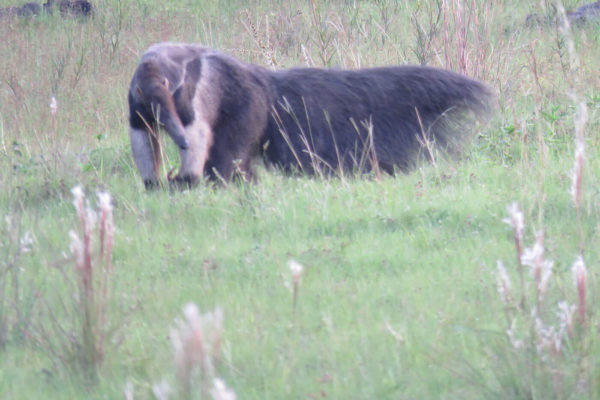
[128,42,495,189]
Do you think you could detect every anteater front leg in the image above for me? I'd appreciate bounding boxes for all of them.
[130,127,162,190]
[174,118,212,188]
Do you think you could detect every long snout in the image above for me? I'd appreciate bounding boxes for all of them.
[163,115,189,150]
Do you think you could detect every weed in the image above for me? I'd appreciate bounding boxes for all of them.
[1,0,600,398]
[0,206,35,349]
[410,0,442,65]
[308,0,335,66]
[289,259,303,313]
[151,303,235,400]
[34,186,116,384]
[475,203,592,399]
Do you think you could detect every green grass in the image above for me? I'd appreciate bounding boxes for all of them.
[1,0,600,398]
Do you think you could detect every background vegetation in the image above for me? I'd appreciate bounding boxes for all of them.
[0,0,599,398]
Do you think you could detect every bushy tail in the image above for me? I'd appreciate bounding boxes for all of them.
[404,66,495,162]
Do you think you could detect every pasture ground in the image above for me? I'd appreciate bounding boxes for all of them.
[1,0,600,398]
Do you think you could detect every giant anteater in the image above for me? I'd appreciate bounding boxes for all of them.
[128,42,494,189]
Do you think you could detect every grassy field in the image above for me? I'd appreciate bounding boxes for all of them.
[1,0,600,398]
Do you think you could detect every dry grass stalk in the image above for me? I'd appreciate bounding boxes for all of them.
[498,202,587,359]
[166,303,232,399]
[68,185,115,382]
[502,203,525,308]
[289,259,303,313]
[491,201,593,396]
[441,0,495,80]
[32,186,116,384]
[241,9,278,69]
[0,210,34,349]
[555,0,588,251]
[571,256,587,327]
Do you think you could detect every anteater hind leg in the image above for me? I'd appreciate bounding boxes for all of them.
[203,125,258,183]
[130,127,162,189]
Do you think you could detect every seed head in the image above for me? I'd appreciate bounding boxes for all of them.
[506,319,523,350]
[289,259,303,282]
[152,379,171,400]
[50,96,58,116]
[571,256,587,325]
[210,378,236,400]
[557,301,576,335]
[496,260,511,304]
[503,202,524,243]
[69,230,84,268]
[19,231,33,253]
[71,185,85,212]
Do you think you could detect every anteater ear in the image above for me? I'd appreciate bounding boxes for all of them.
[136,86,144,98]
[164,78,170,90]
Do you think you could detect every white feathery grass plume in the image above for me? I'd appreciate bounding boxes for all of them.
[533,312,561,356]
[520,233,544,277]
[571,256,587,325]
[71,185,85,214]
[538,259,553,300]
[210,378,237,400]
[86,207,97,232]
[152,379,171,400]
[506,319,523,350]
[289,259,303,282]
[571,255,587,290]
[521,231,546,303]
[301,44,313,67]
[503,202,524,245]
[97,191,113,214]
[124,380,134,400]
[571,132,585,211]
[170,303,224,394]
[521,231,554,306]
[557,301,576,337]
[289,259,304,311]
[555,2,580,73]
[71,185,96,239]
[50,96,58,116]
[97,191,114,261]
[574,101,588,141]
[19,231,33,253]
[502,202,527,307]
[69,230,84,270]
[496,260,511,305]
[571,101,586,212]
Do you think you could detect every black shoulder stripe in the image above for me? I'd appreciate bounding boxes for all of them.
[185,58,202,84]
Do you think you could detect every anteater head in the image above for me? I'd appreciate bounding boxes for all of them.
[129,60,189,151]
